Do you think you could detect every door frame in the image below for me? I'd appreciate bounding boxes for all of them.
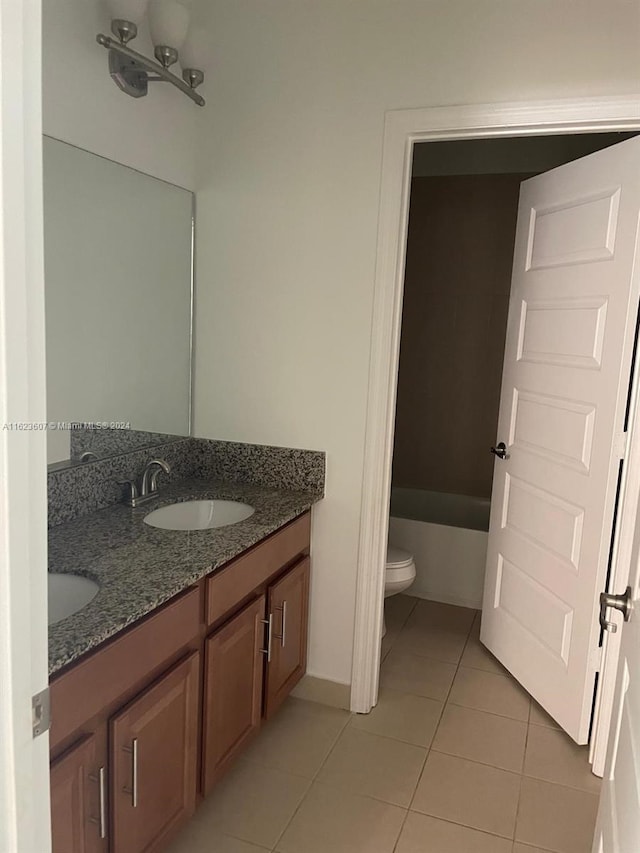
[0,0,50,851]
[351,95,640,760]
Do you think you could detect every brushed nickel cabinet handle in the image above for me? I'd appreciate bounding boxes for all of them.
[122,738,138,807]
[260,614,273,662]
[88,766,107,839]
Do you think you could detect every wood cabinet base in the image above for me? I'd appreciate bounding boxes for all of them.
[49,512,311,853]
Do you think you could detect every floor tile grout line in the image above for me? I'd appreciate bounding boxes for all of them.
[390,810,411,853]
[402,810,524,845]
[407,607,530,841]
[446,697,530,723]
[348,715,442,750]
[376,597,466,777]
[406,607,476,813]
[342,720,433,753]
[428,744,526,776]
[407,804,517,843]
[518,769,601,797]
[447,612,524,843]
[268,706,353,851]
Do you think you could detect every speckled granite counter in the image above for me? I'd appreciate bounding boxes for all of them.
[48,478,321,677]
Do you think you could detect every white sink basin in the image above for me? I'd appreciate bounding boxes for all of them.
[48,573,99,626]
[144,499,255,531]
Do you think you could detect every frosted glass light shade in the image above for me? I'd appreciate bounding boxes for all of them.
[106,0,149,24]
[180,28,209,70]
[148,0,190,50]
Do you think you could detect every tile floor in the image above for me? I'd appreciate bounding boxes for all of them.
[166,596,600,853]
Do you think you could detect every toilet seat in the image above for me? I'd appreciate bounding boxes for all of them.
[386,545,414,570]
[385,545,416,588]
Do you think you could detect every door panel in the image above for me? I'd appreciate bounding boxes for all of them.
[50,734,104,853]
[593,578,640,849]
[482,136,640,743]
[265,557,310,718]
[201,595,265,794]
[110,652,199,853]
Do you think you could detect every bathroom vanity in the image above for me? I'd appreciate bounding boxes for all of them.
[48,495,314,853]
[42,134,324,853]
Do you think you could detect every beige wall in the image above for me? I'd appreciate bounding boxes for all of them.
[392,175,527,498]
[192,0,640,685]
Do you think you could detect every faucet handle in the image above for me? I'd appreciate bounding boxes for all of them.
[117,480,139,505]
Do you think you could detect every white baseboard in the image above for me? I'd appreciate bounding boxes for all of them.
[406,588,482,610]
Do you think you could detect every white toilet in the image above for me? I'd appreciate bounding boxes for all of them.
[383,544,416,636]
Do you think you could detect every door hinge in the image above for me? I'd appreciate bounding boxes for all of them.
[32,687,50,738]
[614,432,628,459]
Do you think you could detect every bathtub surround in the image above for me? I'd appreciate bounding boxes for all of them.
[388,488,489,609]
[392,174,522,500]
[47,437,326,527]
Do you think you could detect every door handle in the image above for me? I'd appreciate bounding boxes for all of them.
[599,587,633,633]
[490,442,508,460]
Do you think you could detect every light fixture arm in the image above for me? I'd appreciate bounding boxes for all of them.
[96,32,205,106]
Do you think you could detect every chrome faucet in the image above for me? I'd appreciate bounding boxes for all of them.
[118,458,172,507]
[140,459,171,496]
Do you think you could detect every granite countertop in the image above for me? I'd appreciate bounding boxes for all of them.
[48,478,321,677]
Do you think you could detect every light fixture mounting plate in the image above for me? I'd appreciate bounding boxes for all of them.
[108,49,148,98]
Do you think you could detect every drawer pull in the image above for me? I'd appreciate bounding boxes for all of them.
[260,614,273,662]
[88,766,107,839]
[122,738,138,807]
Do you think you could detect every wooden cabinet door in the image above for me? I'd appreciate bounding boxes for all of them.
[110,652,199,853]
[201,595,266,794]
[265,557,310,718]
[50,733,106,853]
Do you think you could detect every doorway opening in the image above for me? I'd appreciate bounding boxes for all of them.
[352,97,640,774]
[387,131,637,612]
[382,132,640,770]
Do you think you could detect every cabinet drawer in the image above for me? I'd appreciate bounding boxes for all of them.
[206,512,310,626]
[50,587,200,752]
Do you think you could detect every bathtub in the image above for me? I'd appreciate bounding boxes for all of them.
[388,487,490,609]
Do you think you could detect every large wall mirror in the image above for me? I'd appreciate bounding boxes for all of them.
[43,137,194,467]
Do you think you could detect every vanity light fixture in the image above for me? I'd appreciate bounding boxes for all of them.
[96,0,206,106]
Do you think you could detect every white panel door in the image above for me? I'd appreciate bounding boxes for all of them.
[481,136,640,744]
[592,574,640,851]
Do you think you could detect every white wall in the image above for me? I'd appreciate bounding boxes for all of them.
[191,0,640,685]
[42,0,199,189]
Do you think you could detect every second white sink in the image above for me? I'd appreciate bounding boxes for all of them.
[48,573,100,626]
[144,499,255,531]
